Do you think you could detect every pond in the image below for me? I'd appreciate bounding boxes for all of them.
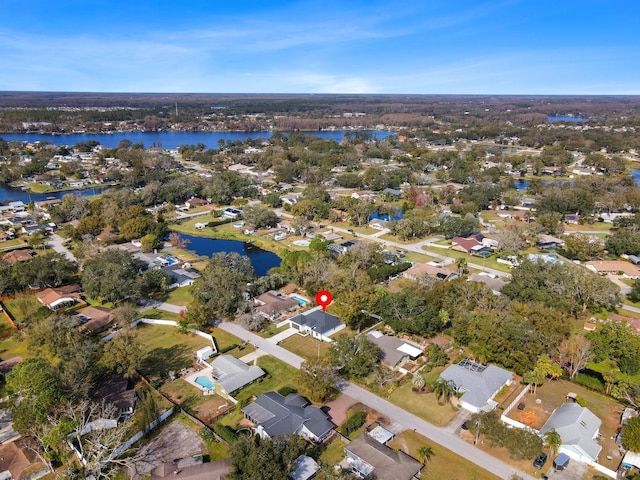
[178,233,281,276]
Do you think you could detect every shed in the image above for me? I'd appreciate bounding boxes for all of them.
[196,346,215,362]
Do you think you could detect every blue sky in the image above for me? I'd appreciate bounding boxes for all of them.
[1,0,638,94]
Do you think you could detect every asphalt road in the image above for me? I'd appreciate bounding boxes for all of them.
[47,233,77,263]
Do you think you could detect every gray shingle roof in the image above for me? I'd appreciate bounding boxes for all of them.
[242,392,335,440]
[539,403,602,461]
[439,361,512,410]
[209,355,265,394]
[289,308,343,336]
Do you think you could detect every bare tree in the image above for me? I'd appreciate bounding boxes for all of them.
[559,335,594,379]
[65,400,146,479]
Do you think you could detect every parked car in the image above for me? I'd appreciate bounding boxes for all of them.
[553,453,570,471]
[533,452,548,469]
[461,421,469,430]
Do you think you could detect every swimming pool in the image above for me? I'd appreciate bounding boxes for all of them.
[233,221,245,228]
[163,255,179,265]
[293,240,311,247]
[291,294,309,305]
[194,376,215,389]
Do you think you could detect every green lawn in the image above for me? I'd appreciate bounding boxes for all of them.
[389,430,499,480]
[421,246,512,273]
[387,380,458,427]
[135,323,211,378]
[163,287,193,306]
[278,334,331,361]
[2,295,42,324]
[159,378,209,410]
[0,333,30,361]
[138,308,184,322]
[403,251,438,264]
[0,238,28,251]
[317,435,347,466]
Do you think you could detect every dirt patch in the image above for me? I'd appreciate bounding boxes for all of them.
[191,396,233,425]
[128,417,205,479]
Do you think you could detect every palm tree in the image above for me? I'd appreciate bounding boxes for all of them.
[412,373,426,391]
[433,378,456,405]
[455,257,467,276]
[417,445,434,464]
[543,429,562,458]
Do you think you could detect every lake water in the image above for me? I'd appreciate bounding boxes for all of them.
[0,129,395,149]
[632,169,640,187]
[0,182,111,205]
[178,233,281,276]
[548,115,589,123]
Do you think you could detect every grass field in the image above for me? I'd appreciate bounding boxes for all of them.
[162,287,193,306]
[422,245,512,273]
[136,323,210,378]
[278,333,331,360]
[386,367,459,427]
[389,430,499,480]
[0,238,28,251]
[138,308,184,322]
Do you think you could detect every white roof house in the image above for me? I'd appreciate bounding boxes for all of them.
[539,403,602,464]
[439,359,513,413]
[210,355,265,396]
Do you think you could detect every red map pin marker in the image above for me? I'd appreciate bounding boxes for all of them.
[315,290,333,312]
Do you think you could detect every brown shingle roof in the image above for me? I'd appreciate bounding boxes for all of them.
[2,249,34,264]
[0,440,47,480]
[346,434,422,480]
[78,305,114,332]
[36,284,82,308]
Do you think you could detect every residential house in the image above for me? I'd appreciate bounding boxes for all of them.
[150,459,231,480]
[366,331,423,371]
[184,197,209,208]
[439,359,513,413]
[539,403,602,464]
[319,231,342,242]
[328,239,360,256]
[450,234,494,256]
[242,392,335,442]
[467,273,506,294]
[254,291,299,320]
[222,207,243,219]
[0,440,48,480]
[1,249,34,265]
[586,260,640,279]
[402,262,458,282]
[281,193,301,206]
[34,198,62,210]
[344,433,422,480]
[77,305,114,333]
[273,231,288,241]
[36,284,82,310]
[162,265,201,288]
[382,187,403,198]
[287,307,345,342]
[209,355,265,397]
[607,313,640,334]
[536,234,565,250]
[90,375,136,422]
[565,213,580,224]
